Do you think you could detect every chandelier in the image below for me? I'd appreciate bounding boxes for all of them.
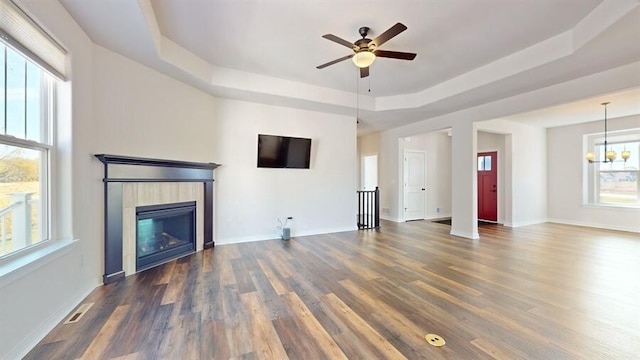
[585,102,631,164]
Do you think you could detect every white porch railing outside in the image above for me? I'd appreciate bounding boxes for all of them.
[0,192,36,256]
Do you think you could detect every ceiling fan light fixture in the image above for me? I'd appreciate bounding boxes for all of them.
[352,50,375,68]
[318,23,414,77]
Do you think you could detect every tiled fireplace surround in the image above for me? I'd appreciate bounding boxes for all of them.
[96,155,220,284]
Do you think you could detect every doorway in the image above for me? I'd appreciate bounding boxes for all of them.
[361,154,378,190]
[477,151,497,222]
[403,150,426,221]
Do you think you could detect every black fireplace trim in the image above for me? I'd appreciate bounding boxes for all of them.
[96,154,220,284]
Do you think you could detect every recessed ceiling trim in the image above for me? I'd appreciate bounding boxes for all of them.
[138,0,637,118]
[56,0,640,133]
[573,0,640,49]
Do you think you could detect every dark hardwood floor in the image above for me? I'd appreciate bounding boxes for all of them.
[26,220,640,359]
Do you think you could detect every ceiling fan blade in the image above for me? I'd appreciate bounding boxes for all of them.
[374,50,417,60]
[316,55,353,69]
[371,23,407,48]
[322,34,355,49]
[360,67,369,78]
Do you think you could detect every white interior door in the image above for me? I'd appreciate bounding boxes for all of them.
[403,150,426,221]
[362,154,378,190]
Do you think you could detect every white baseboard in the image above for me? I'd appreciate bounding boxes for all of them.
[547,218,640,233]
[4,281,97,360]
[380,214,401,222]
[215,225,359,245]
[381,214,452,223]
[503,218,548,228]
[450,229,480,240]
[294,226,358,237]
[425,214,452,221]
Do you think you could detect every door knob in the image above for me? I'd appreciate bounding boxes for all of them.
[422,188,425,191]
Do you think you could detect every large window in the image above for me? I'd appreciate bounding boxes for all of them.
[586,132,640,207]
[0,40,55,257]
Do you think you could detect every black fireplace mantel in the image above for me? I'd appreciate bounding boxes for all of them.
[95,154,220,284]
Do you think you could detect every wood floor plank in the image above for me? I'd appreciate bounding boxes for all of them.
[471,337,530,360]
[281,292,348,360]
[79,305,130,359]
[256,258,290,295]
[249,268,289,320]
[26,221,640,359]
[321,292,408,360]
[135,303,173,359]
[152,259,176,285]
[338,278,437,358]
[220,283,253,357]
[160,262,188,305]
[240,292,289,359]
[199,319,230,359]
[218,253,237,287]
[272,316,316,359]
[109,352,141,360]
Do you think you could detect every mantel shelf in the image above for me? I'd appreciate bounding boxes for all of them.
[95,154,220,171]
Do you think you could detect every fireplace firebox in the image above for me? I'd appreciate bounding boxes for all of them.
[136,201,196,271]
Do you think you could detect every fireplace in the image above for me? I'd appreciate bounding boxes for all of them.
[95,154,220,284]
[136,201,196,271]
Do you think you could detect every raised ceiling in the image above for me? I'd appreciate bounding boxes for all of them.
[149,0,598,96]
[58,0,640,133]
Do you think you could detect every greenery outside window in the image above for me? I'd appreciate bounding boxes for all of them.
[0,40,55,257]
[585,130,640,207]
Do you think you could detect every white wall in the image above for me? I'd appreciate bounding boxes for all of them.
[477,119,548,227]
[1,1,637,358]
[547,114,640,232]
[377,113,549,238]
[1,18,358,359]
[398,131,452,220]
[1,2,97,359]
[375,60,639,237]
[213,98,357,243]
[1,5,221,359]
[91,45,219,162]
[91,46,358,246]
[513,125,547,226]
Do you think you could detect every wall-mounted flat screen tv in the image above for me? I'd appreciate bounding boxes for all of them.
[257,134,312,169]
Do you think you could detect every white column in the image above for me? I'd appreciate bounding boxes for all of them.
[450,122,479,239]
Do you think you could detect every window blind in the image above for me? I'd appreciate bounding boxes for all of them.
[0,0,66,80]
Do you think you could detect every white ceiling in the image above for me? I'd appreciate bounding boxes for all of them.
[501,87,640,128]
[58,0,640,133]
[149,0,598,96]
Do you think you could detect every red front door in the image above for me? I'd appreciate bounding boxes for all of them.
[477,151,497,222]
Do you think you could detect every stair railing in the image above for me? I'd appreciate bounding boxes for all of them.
[357,186,379,229]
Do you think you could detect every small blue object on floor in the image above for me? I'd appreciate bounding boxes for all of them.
[281,227,290,240]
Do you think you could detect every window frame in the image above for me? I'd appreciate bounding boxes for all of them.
[0,38,55,259]
[584,130,640,208]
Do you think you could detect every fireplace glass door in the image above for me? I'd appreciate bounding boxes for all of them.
[136,201,196,271]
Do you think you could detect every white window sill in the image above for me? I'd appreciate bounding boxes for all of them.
[581,203,640,212]
[0,239,78,288]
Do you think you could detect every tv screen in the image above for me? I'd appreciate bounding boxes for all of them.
[257,134,311,169]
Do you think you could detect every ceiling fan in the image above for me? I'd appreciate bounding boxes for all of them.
[317,22,417,78]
